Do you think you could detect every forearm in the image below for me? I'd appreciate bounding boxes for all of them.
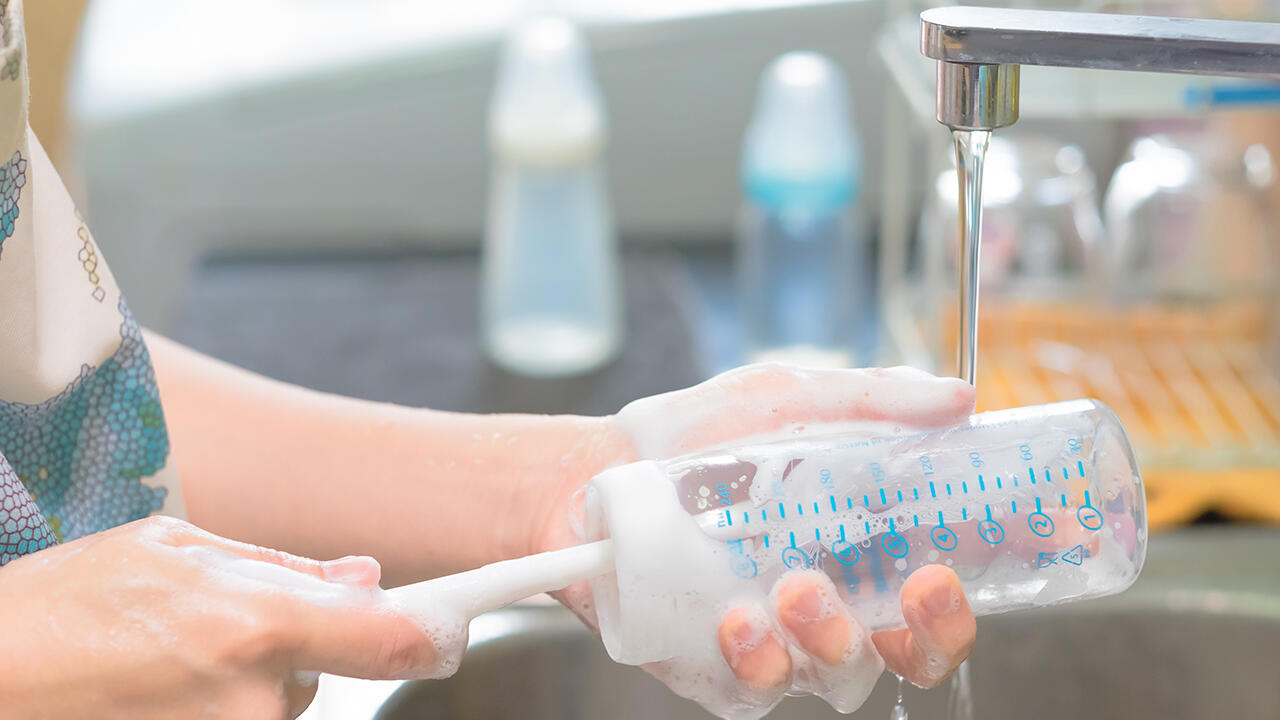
[145,332,629,586]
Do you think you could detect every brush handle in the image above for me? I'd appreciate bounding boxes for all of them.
[388,539,615,621]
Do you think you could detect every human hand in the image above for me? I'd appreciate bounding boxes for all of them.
[535,364,978,717]
[0,516,465,720]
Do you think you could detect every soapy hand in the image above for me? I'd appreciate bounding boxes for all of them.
[0,516,463,720]
[537,364,978,718]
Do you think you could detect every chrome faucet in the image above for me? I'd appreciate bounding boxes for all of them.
[920,6,1280,131]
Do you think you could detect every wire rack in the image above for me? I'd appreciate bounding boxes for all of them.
[941,298,1280,527]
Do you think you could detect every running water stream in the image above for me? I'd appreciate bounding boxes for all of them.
[946,128,992,720]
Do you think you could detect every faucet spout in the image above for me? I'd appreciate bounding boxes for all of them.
[935,61,1019,132]
[921,6,1280,131]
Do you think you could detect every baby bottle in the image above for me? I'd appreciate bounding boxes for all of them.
[482,18,622,377]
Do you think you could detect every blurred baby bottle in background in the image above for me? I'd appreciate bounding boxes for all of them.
[1104,124,1276,304]
[737,52,871,368]
[483,18,622,378]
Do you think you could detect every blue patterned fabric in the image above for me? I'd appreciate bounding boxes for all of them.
[0,299,169,553]
[0,452,55,564]
[0,150,24,244]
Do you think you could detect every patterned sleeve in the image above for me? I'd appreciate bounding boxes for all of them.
[0,0,183,565]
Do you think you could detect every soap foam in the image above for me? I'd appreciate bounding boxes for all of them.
[585,364,981,718]
[614,364,974,460]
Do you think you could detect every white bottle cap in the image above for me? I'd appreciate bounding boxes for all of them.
[489,18,605,166]
[742,52,859,211]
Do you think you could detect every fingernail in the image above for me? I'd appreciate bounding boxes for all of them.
[781,580,833,623]
[322,555,381,585]
[727,611,770,658]
[923,582,959,616]
[720,611,790,691]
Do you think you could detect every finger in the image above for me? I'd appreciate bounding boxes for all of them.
[773,571,884,713]
[773,571,855,666]
[177,527,382,589]
[717,606,791,690]
[284,592,463,681]
[872,565,975,688]
[617,364,975,458]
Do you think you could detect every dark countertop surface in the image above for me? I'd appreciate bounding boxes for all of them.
[172,248,725,416]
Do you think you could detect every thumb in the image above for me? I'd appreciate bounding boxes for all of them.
[617,364,976,458]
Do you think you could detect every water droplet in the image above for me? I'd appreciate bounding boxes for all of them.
[890,673,908,720]
[947,660,974,720]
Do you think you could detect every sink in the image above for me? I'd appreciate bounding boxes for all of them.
[374,527,1280,720]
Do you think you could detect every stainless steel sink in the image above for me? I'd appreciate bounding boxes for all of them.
[374,527,1280,720]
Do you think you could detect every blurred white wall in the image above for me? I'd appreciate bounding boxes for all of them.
[70,0,891,328]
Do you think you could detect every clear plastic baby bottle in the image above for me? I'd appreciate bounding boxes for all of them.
[584,399,1146,666]
[482,18,622,378]
[737,52,871,368]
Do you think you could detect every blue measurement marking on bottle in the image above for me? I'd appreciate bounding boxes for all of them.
[847,497,854,510]
[830,495,838,512]
[1029,467,1037,484]
[996,476,1003,489]
[789,531,796,548]
[797,504,804,516]
[814,528,821,541]
[839,524,847,541]
[1011,500,1018,513]
[1013,477,1020,487]
[985,505,992,520]
[1061,493,1068,507]
[882,519,908,558]
[782,544,809,569]
[962,481,969,494]
[946,483,952,496]
[879,488,887,504]
[764,535,770,548]
[913,514,920,527]
[1028,497,1055,537]
[913,488,920,500]
[978,475,986,491]
[1078,460,1086,478]
[1077,490,1104,530]
[761,508,768,522]
[897,490,904,503]
[978,508,1004,545]
[814,501,821,515]
[832,537,859,566]
[725,510,733,527]
[932,513,958,551]
[962,507,969,521]
[1062,466,1069,480]
[929,481,937,498]
[864,495,871,508]
[779,503,786,519]
[864,521,871,534]
[744,511,751,525]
